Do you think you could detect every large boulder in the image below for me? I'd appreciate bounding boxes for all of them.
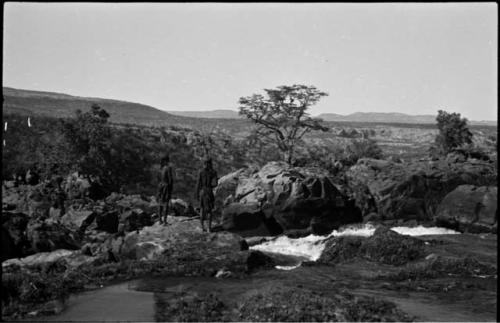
[215,162,362,236]
[346,158,497,221]
[435,185,497,233]
[214,168,255,211]
[275,176,362,235]
[60,209,96,232]
[99,218,250,267]
[25,219,81,253]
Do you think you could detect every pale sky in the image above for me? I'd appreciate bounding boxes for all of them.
[3,2,498,120]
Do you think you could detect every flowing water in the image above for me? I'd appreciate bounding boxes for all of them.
[250,224,460,263]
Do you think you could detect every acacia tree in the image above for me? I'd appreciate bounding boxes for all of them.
[434,110,473,154]
[238,84,329,164]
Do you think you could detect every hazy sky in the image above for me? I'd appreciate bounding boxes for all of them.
[3,3,497,120]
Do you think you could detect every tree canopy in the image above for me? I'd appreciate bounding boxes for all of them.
[434,109,473,154]
[238,84,329,164]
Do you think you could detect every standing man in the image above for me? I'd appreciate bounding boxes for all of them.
[157,154,174,225]
[196,158,218,232]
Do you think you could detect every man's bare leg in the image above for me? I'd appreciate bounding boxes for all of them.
[200,208,206,232]
[164,198,170,226]
[207,211,213,233]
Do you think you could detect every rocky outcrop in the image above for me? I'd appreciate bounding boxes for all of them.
[346,158,497,222]
[108,219,248,261]
[435,185,497,233]
[79,217,271,276]
[26,219,81,253]
[2,249,96,270]
[215,162,362,236]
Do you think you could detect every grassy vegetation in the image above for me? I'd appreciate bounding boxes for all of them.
[319,227,427,266]
[235,285,413,322]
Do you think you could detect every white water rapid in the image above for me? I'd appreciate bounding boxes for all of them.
[250,224,460,269]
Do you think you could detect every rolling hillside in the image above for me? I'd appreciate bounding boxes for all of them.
[167,109,241,119]
[2,87,250,132]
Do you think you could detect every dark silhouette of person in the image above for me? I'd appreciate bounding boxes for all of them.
[157,154,174,225]
[196,158,218,232]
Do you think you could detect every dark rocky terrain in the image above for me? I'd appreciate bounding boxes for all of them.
[2,154,497,321]
[2,88,497,322]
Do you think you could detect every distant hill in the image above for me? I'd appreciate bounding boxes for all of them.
[168,109,241,119]
[318,112,496,126]
[2,87,250,132]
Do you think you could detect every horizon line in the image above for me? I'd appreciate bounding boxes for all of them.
[3,85,497,122]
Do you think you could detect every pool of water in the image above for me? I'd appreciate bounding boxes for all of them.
[37,281,155,322]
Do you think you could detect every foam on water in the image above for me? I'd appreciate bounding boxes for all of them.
[251,224,461,265]
[275,264,301,271]
[391,225,460,236]
[251,234,327,261]
[250,223,378,262]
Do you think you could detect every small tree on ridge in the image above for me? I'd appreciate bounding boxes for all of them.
[434,109,473,154]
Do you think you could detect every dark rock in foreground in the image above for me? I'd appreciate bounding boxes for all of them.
[435,185,497,233]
